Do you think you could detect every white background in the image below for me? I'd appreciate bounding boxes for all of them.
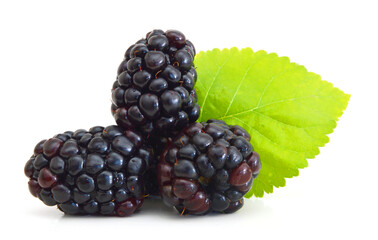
[0,0,377,239]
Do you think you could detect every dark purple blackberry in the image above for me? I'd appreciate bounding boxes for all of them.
[112,29,200,138]
[157,120,261,215]
[24,125,154,217]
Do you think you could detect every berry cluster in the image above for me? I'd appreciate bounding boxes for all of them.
[24,126,154,216]
[112,29,200,138]
[24,29,261,216]
[157,120,261,215]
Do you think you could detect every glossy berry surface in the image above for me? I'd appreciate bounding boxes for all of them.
[112,29,199,138]
[24,125,155,216]
[157,120,261,215]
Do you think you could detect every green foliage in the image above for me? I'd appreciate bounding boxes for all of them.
[194,48,350,197]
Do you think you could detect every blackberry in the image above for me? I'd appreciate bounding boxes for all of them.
[111,29,200,138]
[24,125,155,216]
[157,120,261,215]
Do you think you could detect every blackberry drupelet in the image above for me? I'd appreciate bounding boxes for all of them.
[24,125,155,216]
[111,29,200,138]
[157,120,261,215]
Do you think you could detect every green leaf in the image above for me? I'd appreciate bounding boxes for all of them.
[194,47,350,198]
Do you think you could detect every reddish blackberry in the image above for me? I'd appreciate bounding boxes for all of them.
[24,125,155,216]
[111,29,200,138]
[157,120,261,215]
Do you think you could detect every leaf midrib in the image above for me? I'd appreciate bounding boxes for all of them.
[219,94,339,121]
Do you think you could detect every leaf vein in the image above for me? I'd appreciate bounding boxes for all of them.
[230,116,304,154]
[201,55,233,117]
[223,59,257,117]
[251,111,322,142]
